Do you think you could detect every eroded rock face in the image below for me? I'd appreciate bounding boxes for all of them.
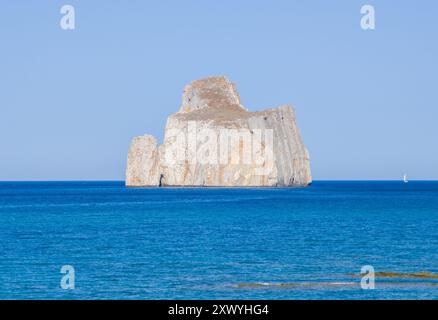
[125,135,159,186]
[126,76,312,187]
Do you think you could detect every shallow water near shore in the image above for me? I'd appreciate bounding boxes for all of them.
[0,181,437,299]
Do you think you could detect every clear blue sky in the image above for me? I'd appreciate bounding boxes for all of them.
[1,1,437,180]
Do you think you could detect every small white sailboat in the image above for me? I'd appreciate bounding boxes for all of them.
[403,174,408,183]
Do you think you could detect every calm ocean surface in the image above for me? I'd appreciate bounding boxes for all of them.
[0,181,437,300]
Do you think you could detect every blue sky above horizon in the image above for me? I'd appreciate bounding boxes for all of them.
[1,1,437,181]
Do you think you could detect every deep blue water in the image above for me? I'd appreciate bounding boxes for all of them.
[0,181,437,300]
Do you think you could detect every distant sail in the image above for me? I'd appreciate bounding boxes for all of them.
[403,174,408,183]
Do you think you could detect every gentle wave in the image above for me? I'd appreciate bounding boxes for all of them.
[0,197,272,209]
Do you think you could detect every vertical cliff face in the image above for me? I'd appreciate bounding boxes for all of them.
[126,76,312,187]
[126,135,160,186]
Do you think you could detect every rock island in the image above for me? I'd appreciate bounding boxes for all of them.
[126,76,311,187]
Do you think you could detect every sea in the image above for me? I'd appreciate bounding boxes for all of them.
[0,181,437,299]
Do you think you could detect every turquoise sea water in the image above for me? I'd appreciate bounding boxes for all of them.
[0,181,437,300]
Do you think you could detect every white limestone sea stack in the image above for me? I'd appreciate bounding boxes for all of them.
[126,76,312,187]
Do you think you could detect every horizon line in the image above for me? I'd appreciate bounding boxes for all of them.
[1,179,437,183]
